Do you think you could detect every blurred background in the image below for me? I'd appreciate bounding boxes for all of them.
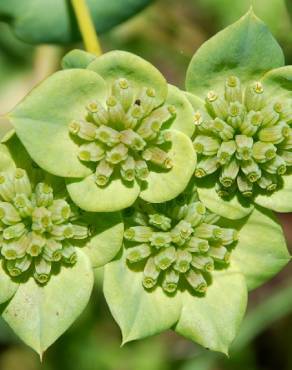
[0,0,292,369]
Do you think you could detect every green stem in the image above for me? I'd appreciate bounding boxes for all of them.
[71,0,102,56]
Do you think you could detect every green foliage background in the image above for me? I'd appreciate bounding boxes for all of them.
[0,0,291,369]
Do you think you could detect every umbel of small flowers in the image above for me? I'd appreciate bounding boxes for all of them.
[123,190,238,294]
[0,167,88,284]
[193,76,292,198]
[69,78,176,187]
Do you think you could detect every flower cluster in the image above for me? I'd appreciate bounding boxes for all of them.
[123,192,238,294]
[69,78,176,187]
[0,167,89,284]
[193,76,292,198]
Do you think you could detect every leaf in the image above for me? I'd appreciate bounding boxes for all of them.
[103,249,182,343]
[2,250,94,355]
[175,264,247,355]
[261,66,292,99]
[165,85,195,137]
[255,174,292,212]
[197,180,254,219]
[61,49,97,70]
[66,174,140,212]
[9,69,108,178]
[0,263,18,305]
[186,10,284,97]
[0,0,153,44]
[87,50,168,108]
[82,211,124,267]
[231,206,290,290]
[140,130,197,203]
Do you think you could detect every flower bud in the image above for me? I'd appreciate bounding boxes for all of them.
[148,213,172,231]
[120,129,146,151]
[143,257,160,289]
[203,211,220,224]
[123,105,143,129]
[106,95,125,127]
[43,239,63,261]
[135,160,149,180]
[6,255,31,276]
[185,269,207,293]
[124,226,153,242]
[225,76,242,103]
[173,249,192,273]
[0,201,21,225]
[27,232,45,257]
[48,199,71,224]
[261,104,280,127]
[95,159,114,186]
[195,156,218,177]
[257,173,278,192]
[51,223,74,240]
[68,120,97,141]
[72,224,89,239]
[14,168,32,196]
[32,207,53,233]
[244,82,265,111]
[252,141,277,163]
[220,228,238,245]
[121,156,136,182]
[217,140,236,165]
[193,135,220,156]
[112,78,134,112]
[227,101,244,128]
[35,183,53,207]
[3,222,26,240]
[262,155,286,175]
[126,243,151,263]
[13,194,33,218]
[219,159,239,188]
[150,232,172,248]
[191,255,214,272]
[1,236,28,260]
[193,223,222,240]
[211,118,234,140]
[106,143,128,164]
[235,135,253,160]
[185,236,209,253]
[154,246,176,270]
[138,87,157,116]
[279,150,292,166]
[95,125,120,146]
[240,111,262,136]
[34,258,51,284]
[86,101,109,126]
[209,246,230,263]
[162,269,179,293]
[184,202,206,227]
[142,147,172,169]
[241,159,261,183]
[237,175,253,197]
[62,243,77,264]
[206,91,229,119]
[0,172,16,201]
[258,121,290,144]
[78,142,105,162]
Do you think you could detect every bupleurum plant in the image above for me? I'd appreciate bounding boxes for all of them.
[0,166,88,284]
[185,9,292,218]
[9,51,196,212]
[69,78,176,186]
[123,194,237,294]
[103,181,290,354]
[0,135,124,355]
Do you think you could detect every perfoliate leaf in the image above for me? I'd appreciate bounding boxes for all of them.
[9,69,108,178]
[2,250,94,355]
[0,0,153,44]
[175,264,247,355]
[186,10,284,97]
[82,212,124,267]
[104,250,182,343]
[0,263,18,304]
[231,206,290,290]
[61,49,97,70]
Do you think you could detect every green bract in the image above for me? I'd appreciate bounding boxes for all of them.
[0,135,124,354]
[9,51,196,212]
[185,10,292,217]
[104,182,290,354]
